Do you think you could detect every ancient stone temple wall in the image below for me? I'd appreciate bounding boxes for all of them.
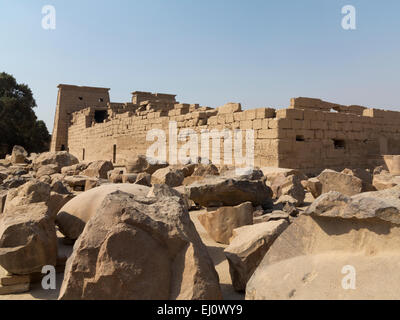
[51,85,400,175]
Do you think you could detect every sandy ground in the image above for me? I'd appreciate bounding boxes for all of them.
[0,209,244,300]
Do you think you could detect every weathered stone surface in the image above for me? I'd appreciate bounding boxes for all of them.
[268,174,305,206]
[4,180,51,212]
[247,186,400,299]
[187,177,273,208]
[246,212,400,300]
[135,172,151,186]
[61,163,89,176]
[151,167,184,187]
[224,220,288,292]
[33,151,78,172]
[1,175,31,189]
[82,160,114,179]
[0,192,6,215]
[0,202,57,275]
[10,146,27,164]
[56,184,150,240]
[198,202,254,245]
[147,184,189,211]
[36,164,59,178]
[59,191,221,300]
[341,168,375,192]
[0,282,30,295]
[316,169,363,196]
[217,102,241,114]
[126,155,168,174]
[373,171,400,190]
[192,164,219,177]
[304,177,323,198]
[122,173,137,184]
[63,175,90,191]
[305,187,400,224]
[384,155,400,176]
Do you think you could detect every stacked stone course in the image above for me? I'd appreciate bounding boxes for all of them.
[51,86,400,175]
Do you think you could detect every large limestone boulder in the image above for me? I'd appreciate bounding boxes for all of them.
[33,151,79,172]
[224,220,288,292]
[246,186,400,300]
[0,202,57,275]
[4,180,51,212]
[56,184,150,240]
[192,164,219,177]
[61,163,89,176]
[187,177,273,208]
[82,160,114,179]
[59,191,222,300]
[268,174,305,206]
[384,155,400,176]
[126,155,168,174]
[316,169,363,196]
[10,146,28,164]
[151,167,184,187]
[36,164,59,178]
[373,171,400,190]
[341,168,375,192]
[304,177,323,198]
[198,202,253,245]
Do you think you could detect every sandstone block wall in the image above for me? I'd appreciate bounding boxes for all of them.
[51,87,400,175]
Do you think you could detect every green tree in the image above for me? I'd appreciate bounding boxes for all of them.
[0,72,50,158]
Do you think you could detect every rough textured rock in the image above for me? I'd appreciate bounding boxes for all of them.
[341,168,375,192]
[384,155,400,176]
[316,169,363,196]
[56,184,150,240]
[61,163,89,176]
[135,172,151,186]
[122,173,137,184]
[187,177,273,208]
[0,190,7,214]
[304,177,323,198]
[82,160,114,179]
[36,164,59,178]
[373,171,400,190]
[33,151,79,172]
[10,146,28,164]
[0,203,57,275]
[151,167,184,187]
[4,180,51,212]
[63,175,88,191]
[268,174,305,206]
[192,164,219,177]
[246,186,400,300]
[59,191,221,300]
[224,220,288,292]
[126,155,168,174]
[198,202,254,245]
[147,184,189,211]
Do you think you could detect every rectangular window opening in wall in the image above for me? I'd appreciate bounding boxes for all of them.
[296,135,305,142]
[94,110,108,123]
[82,148,85,161]
[61,144,66,151]
[333,139,346,150]
[113,144,117,164]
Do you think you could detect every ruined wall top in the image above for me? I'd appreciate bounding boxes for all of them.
[131,91,177,105]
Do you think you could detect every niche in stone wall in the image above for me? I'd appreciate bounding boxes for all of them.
[333,139,346,150]
[94,110,108,123]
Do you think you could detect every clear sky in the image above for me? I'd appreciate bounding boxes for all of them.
[1,0,399,131]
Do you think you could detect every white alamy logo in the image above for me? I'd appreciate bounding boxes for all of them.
[146,121,254,174]
[41,5,56,30]
[341,5,356,30]
[341,265,356,290]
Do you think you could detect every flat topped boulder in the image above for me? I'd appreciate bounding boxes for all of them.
[59,191,221,300]
[186,176,273,209]
[56,183,150,240]
[0,202,57,275]
[10,146,28,164]
[246,185,400,300]
[33,151,79,172]
[316,169,363,196]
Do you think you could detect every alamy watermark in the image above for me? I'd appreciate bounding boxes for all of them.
[341,265,356,290]
[341,5,356,30]
[146,121,254,174]
[41,5,56,30]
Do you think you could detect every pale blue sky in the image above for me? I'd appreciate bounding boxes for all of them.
[0,0,399,131]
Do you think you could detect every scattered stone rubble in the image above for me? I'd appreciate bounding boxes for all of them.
[1,146,400,299]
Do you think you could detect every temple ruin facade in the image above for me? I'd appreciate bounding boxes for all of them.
[50,84,400,175]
